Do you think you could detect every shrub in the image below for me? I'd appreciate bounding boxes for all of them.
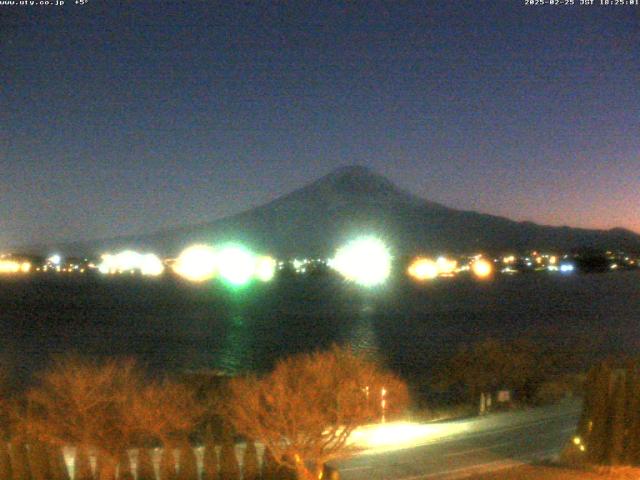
[27,441,50,480]
[0,441,12,480]
[136,448,155,480]
[202,439,218,480]
[159,447,177,480]
[177,444,197,480]
[48,444,69,480]
[218,436,239,480]
[10,440,32,480]
[74,447,93,480]
[242,440,259,480]
[117,450,133,480]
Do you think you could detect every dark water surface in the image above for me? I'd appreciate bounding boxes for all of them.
[1,271,639,382]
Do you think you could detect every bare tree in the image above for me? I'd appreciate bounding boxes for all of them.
[224,346,408,480]
[136,448,155,480]
[437,338,551,406]
[129,379,201,447]
[25,357,198,480]
[10,439,31,480]
[47,444,69,480]
[201,437,218,480]
[0,440,11,480]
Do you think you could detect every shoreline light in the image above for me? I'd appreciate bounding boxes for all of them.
[471,258,493,279]
[98,250,164,276]
[140,253,164,276]
[216,245,256,286]
[173,244,218,282]
[47,254,62,266]
[331,237,391,287]
[255,255,277,282]
[436,256,457,276]
[0,260,31,274]
[407,258,439,281]
[560,263,575,273]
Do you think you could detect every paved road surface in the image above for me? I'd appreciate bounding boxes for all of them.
[335,400,581,480]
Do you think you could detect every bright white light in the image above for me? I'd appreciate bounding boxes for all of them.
[99,251,138,273]
[140,253,164,276]
[173,245,218,282]
[407,258,438,281]
[331,237,391,287]
[560,263,575,273]
[216,246,255,286]
[48,254,62,265]
[436,256,457,275]
[471,258,493,279]
[115,250,141,272]
[255,256,276,282]
[0,260,30,274]
[348,420,471,454]
[98,255,113,274]
[97,250,164,276]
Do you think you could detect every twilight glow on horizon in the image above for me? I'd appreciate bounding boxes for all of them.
[1,2,638,247]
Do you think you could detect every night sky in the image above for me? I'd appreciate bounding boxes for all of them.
[1,1,638,247]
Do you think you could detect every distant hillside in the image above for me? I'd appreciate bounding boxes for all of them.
[26,165,640,257]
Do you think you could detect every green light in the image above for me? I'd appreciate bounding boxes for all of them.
[216,245,255,286]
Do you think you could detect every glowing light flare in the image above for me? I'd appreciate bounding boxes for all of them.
[407,258,438,281]
[436,256,457,275]
[560,263,575,273]
[471,258,493,279]
[173,245,218,282]
[97,250,164,276]
[48,254,62,265]
[216,245,256,286]
[98,255,113,274]
[348,420,471,453]
[255,256,277,282]
[0,260,31,274]
[115,250,141,272]
[139,254,164,276]
[331,237,391,287]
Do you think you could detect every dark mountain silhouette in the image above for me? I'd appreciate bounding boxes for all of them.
[27,165,640,256]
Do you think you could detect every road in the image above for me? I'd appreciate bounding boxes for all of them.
[334,400,581,480]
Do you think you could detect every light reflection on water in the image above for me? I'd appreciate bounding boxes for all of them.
[217,314,253,375]
[347,304,379,357]
[0,271,638,381]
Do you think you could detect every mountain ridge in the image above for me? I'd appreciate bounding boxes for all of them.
[16,166,640,256]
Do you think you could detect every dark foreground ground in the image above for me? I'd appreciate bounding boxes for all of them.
[469,465,640,479]
[337,400,581,480]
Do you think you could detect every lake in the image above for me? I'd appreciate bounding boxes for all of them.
[1,270,639,388]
